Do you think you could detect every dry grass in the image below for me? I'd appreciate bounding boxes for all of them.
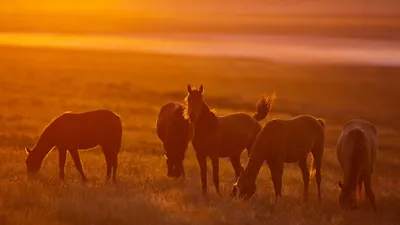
[0,46,400,225]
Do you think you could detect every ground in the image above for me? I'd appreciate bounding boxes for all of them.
[0,46,400,225]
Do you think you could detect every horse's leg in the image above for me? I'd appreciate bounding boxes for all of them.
[58,148,67,181]
[104,153,112,181]
[246,135,256,158]
[362,171,377,213]
[268,160,284,203]
[315,157,322,201]
[196,153,207,194]
[211,156,220,194]
[312,151,323,201]
[111,153,118,183]
[357,176,363,199]
[101,147,113,181]
[181,160,186,178]
[298,157,310,202]
[69,149,87,182]
[230,154,244,181]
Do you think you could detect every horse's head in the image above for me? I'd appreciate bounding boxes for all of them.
[337,180,358,210]
[25,146,42,175]
[164,152,184,178]
[231,177,256,200]
[185,84,204,122]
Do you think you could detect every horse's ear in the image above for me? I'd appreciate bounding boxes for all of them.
[338,180,343,189]
[199,85,204,94]
[187,84,192,93]
[25,146,32,155]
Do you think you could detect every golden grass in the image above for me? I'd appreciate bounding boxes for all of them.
[0,46,400,225]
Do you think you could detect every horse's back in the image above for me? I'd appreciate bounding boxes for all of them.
[156,102,190,144]
[59,109,121,129]
[338,119,378,171]
[218,112,261,152]
[219,112,259,129]
[284,115,325,142]
[52,109,122,149]
[341,119,377,154]
[157,102,180,141]
[343,119,377,141]
[261,115,323,142]
[254,115,323,163]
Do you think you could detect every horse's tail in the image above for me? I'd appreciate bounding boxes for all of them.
[253,92,276,121]
[310,119,325,178]
[348,128,369,172]
[309,156,316,178]
[116,116,123,154]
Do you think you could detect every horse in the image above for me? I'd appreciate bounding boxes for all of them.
[156,102,192,178]
[336,119,378,212]
[25,109,122,183]
[231,115,325,203]
[185,84,275,194]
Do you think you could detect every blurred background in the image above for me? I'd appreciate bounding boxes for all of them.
[1,1,400,65]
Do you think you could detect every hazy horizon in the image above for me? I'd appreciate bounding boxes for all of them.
[3,0,400,16]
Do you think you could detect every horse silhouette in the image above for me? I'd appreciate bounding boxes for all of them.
[337,119,378,212]
[185,84,274,194]
[156,102,192,178]
[232,115,325,203]
[25,109,122,182]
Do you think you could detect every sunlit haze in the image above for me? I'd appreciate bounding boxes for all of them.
[3,0,400,15]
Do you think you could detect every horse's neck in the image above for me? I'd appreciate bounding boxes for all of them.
[242,149,264,184]
[32,129,55,159]
[194,103,218,132]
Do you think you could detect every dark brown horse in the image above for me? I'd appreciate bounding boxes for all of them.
[25,109,122,182]
[232,115,325,203]
[185,84,274,194]
[156,102,192,178]
[337,119,378,212]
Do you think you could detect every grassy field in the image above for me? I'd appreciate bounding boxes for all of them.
[0,46,400,225]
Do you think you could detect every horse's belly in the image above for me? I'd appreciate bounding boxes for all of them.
[218,150,233,158]
[284,148,311,163]
[218,145,246,157]
[77,142,99,150]
[58,134,101,150]
[284,157,300,163]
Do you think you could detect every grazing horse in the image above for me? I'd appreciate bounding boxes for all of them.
[336,119,378,212]
[185,84,274,194]
[25,109,122,182]
[156,102,192,178]
[232,115,325,203]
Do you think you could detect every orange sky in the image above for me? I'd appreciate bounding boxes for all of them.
[3,0,400,16]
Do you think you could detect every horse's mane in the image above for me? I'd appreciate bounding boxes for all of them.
[183,95,216,119]
[183,95,190,119]
[29,115,60,157]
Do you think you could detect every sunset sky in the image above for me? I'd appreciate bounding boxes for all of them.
[3,0,400,16]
